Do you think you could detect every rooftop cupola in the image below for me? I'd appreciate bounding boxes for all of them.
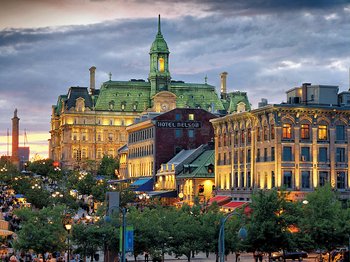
[149,15,171,99]
[150,15,169,54]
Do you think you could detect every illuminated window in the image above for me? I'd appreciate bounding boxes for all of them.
[158,57,164,72]
[300,124,310,139]
[188,114,194,121]
[318,125,328,140]
[282,124,292,139]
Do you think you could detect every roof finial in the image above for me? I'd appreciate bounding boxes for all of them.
[108,72,112,81]
[205,75,208,84]
[158,14,161,35]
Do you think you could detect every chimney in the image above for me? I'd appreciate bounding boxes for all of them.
[89,66,96,95]
[220,72,228,99]
[11,109,19,165]
[302,83,311,105]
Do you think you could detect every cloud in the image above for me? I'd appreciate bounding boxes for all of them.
[0,3,350,157]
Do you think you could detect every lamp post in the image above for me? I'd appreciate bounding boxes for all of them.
[218,208,248,262]
[105,206,126,262]
[65,223,72,262]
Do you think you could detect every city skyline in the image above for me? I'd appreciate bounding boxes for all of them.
[1,0,350,159]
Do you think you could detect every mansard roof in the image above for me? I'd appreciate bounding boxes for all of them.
[177,150,215,179]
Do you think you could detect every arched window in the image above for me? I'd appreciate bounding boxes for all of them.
[158,57,164,72]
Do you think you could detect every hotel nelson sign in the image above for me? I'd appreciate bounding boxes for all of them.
[156,121,201,128]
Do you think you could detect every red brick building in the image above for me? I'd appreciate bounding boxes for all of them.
[126,108,217,185]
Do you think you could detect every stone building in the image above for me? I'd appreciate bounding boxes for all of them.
[211,83,350,201]
[50,16,250,170]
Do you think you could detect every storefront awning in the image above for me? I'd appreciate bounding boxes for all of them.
[208,195,231,206]
[221,201,251,214]
[130,178,154,191]
[148,190,177,198]
[0,229,13,237]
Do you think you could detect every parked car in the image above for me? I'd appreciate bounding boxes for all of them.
[271,250,308,261]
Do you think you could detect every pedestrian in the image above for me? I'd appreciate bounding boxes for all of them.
[144,252,149,262]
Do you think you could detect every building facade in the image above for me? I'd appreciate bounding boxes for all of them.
[126,108,217,183]
[211,83,350,201]
[50,16,246,170]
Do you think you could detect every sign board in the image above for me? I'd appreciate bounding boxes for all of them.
[120,226,134,252]
[156,120,201,129]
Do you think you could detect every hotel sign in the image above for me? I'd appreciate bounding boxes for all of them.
[156,120,201,128]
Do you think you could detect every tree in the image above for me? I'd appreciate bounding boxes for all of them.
[27,159,55,176]
[14,205,67,255]
[98,155,119,178]
[299,184,347,256]
[246,189,296,259]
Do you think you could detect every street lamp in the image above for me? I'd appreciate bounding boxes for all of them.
[218,207,248,262]
[105,206,127,262]
[65,222,72,262]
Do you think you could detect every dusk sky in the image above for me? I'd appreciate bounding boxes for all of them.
[1,0,350,159]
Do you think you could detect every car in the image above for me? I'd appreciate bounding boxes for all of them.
[271,250,308,261]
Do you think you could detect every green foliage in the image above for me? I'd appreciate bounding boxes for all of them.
[14,205,67,254]
[246,189,295,255]
[98,155,119,178]
[72,222,118,260]
[299,184,346,251]
[27,159,55,176]
[25,186,51,209]
[91,180,108,202]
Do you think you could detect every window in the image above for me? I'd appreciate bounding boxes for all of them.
[301,147,310,161]
[263,126,268,140]
[247,149,251,163]
[234,151,238,164]
[283,171,292,188]
[108,133,113,141]
[257,149,261,162]
[158,57,164,72]
[241,131,245,144]
[257,127,261,141]
[234,172,238,187]
[241,172,245,187]
[188,129,195,138]
[271,147,275,161]
[318,147,328,162]
[282,124,292,139]
[247,128,252,143]
[301,171,310,189]
[301,124,310,139]
[97,133,102,142]
[264,148,268,162]
[175,114,181,121]
[337,171,346,189]
[247,172,251,188]
[336,125,345,141]
[270,124,275,139]
[188,114,194,121]
[336,148,346,162]
[318,125,328,140]
[271,171,275,188]
[175,129,183,138]
[319,171,329,186]
[234,131,239,145]
[282,146,292,161]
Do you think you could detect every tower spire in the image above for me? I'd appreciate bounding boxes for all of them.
[158,14,161,35]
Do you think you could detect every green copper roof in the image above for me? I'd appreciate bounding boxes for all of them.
[95,80,151,112]
[226,91,251,113]
[170,83,225,111]
[177,150,215,179]
[150,15,169,54]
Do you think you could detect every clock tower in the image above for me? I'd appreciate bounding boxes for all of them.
[149,15,171,100]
